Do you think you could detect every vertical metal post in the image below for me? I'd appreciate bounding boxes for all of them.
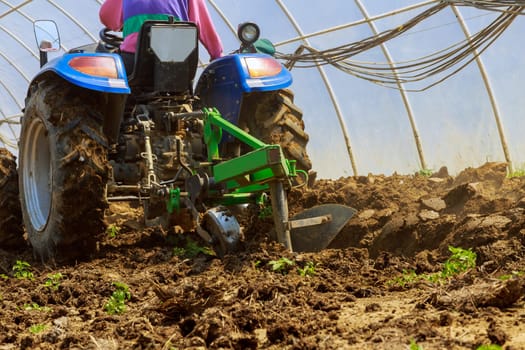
[275,0,359,176]
[354,0,428,171]
[451,5,513,173]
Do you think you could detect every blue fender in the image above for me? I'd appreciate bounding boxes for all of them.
[31,52,130,94]
[196,53,292,127]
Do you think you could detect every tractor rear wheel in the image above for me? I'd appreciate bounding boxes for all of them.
[19,80,109,261]
[0,148,24,248]
[241,89,312,174]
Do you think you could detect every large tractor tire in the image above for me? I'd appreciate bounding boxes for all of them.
[241,89,312,173]
[19,80,109,261]
[0,148,24,248]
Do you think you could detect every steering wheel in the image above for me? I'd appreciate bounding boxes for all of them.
[99,28,123,50]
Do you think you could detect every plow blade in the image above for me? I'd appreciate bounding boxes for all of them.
[290,204,356,252]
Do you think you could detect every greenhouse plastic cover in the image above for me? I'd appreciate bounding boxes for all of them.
[1,0,524,179]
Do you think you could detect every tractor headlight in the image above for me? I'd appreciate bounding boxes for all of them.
[238,22,260,45]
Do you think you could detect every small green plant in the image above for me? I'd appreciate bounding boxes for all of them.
[410,338,423,350]
[104,281,131,315]
[0,273,8,280]
[441,246,477,277]
[477,345,502,350]
[258,205,272,219]
[507,166,525,178]
[29,323,47,334]
[12,260,33,280]
[387,246,477,287]
[387,269,419,287]
[43,273,63,291]
[268,257,295,274]
[23,302,51,312]
[173,237,215,258]
[106,224,121,238]
[418,168,433,177]
[499,270,523,280]
[297,261,317,277]
[256,194,272,219]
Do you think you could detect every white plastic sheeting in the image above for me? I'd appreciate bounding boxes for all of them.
[0,0,524,179]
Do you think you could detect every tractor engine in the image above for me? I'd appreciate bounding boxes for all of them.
[108,95,206,201]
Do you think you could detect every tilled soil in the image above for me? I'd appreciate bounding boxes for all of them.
[1,162,524,349]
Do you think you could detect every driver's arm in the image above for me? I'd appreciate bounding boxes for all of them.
[189,0,223,60]
[100,0,123,31]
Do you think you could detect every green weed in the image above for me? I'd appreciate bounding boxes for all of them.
[106,224,121,238]
[441,246,477,277]
[0,273,8,280]
[387,269,419,287]
[297,261,317,277]
[387,246,477,287]
[13,260,33,280]
[477,345,502,350]
[23,302,51,312]
[410,338,423,350]
[417,168,433,177]
[499,270,523,280]
[43,273,63,291]
[104,281,131,315]
[173,237,215,258]
[29,324,47,334]
[507,165,525,178]
[269,257,295,274]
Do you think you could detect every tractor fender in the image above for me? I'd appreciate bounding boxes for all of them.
[26,53,130,145]
[196,53,292,126]
[28,52,130,95]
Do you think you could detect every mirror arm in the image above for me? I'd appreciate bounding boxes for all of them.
[39,51,48,68]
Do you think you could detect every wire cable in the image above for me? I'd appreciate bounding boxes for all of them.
[277,2,524,91]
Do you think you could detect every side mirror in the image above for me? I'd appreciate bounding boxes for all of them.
[34,20,60,67]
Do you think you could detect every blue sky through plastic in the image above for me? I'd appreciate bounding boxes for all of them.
[0,0,524,178]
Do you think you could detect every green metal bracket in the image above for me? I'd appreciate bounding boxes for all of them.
[200,107,297,203]
[166,187,181,214]
[203,107,267,152]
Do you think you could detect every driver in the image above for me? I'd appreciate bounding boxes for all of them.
[99,0,223,74]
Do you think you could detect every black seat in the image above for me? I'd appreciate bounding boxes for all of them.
[128,19,199,93]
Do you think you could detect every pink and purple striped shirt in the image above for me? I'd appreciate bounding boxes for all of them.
[100,0,223,59]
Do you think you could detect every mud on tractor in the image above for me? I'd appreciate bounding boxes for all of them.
[0,19,355,261]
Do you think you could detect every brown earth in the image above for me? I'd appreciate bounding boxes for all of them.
[1,161,524,349]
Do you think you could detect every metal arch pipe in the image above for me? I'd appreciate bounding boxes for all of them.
[0,0,32,18]
[274,0,359,177]
[275,0,440,47]
[0,69,22,141]
[0,35,33,81]
[204,0,237,68]
[354,0,428,171]
[0,109,18,148]
[451,5,513,173]
[47,0,98,43]
[206,0,237,36]
[0,1,69,54]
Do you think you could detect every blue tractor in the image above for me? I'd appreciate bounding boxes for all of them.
[0,19,354,261]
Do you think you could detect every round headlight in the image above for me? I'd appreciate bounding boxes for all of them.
[238,22,260,45]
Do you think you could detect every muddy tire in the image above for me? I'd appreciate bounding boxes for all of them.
[0,149,24,248]
[19,80,109,261]
[241,89,312,172]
